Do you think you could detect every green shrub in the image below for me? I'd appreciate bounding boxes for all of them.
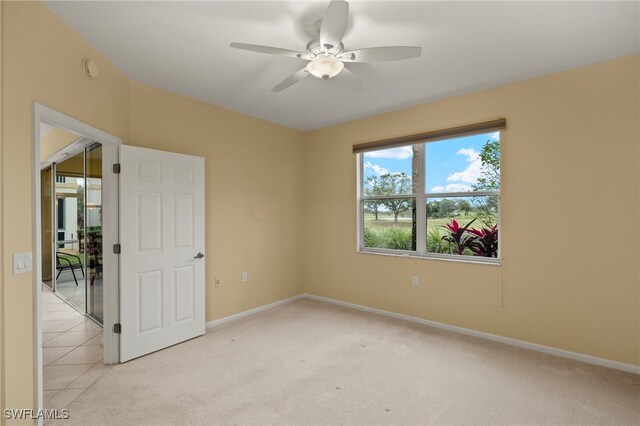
[427,228,451,254]
[381,227,412,250]
[364,227,412,250]
[364,227,381,248]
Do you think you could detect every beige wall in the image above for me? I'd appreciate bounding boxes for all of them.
[303,55,640,367]
[128,81,305,322]
[0,1,4,420]
[1,1,304,415]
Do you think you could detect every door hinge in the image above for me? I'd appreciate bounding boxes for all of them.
[113,323,121,334]
[113,244,121,254]
[112,163,121,174]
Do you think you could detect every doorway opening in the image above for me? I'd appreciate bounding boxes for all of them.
[40,139,107,408]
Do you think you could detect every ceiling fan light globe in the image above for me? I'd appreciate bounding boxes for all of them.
[307,55,344,79]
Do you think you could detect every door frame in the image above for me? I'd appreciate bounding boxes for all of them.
[32,103,121,413]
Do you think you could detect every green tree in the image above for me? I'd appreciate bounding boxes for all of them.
[426,199,440,218]
[439,198,456,218]
[472,139,500,191]
[364,176,384,220]
[472,139,500,226]
[458,199,471,216]
[377,172,412,223]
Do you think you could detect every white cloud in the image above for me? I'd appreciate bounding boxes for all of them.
[489,132,500,141]
[430,184,472,193]
[457,148,479,161]
[365,146,413,160]
[364,161,389,176]
[446,148,484,184]
[444,183,472,192]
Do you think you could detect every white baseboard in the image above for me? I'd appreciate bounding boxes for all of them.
[204,292,639,375]
[304,294,640,375]
[206,294,306,329]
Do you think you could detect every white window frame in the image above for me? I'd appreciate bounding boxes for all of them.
[357,137,501,265]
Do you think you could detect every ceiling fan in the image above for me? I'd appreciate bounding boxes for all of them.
[230,0,422,93]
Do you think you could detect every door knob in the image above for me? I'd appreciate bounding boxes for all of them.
[194,252,204,259]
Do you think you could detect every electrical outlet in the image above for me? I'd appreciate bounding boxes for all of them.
[241,272,248,282]
[214,277,221,287]
[412,275,419,286]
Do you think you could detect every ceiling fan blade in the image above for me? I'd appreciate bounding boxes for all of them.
[272,68,309,92]
[230,42,312,60]
[339,46,422,63]
[334,66,364,93]
[320,0,349,51]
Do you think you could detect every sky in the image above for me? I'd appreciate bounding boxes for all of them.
[363,132,499,194]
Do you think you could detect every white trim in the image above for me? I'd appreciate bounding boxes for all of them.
[361,194,417,200]
[425,190,499,198]
[205,295,306,329]
[356,153,364,250]
[497,133,503,263]
[37,104,120,146]
[415,143,426,254]
[202,292,639,375]
[100,132,120,365]
[33,103,122,420]
[303,294,640,375]
[357,247,501,266]
[32,106,44,425]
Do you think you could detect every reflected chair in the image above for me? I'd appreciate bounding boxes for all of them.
[87,233,102,286]
[55,252,85,286]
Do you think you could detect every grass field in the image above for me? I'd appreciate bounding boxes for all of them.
[364,213,479,233]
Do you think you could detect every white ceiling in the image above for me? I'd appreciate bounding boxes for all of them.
[44,1,639,131]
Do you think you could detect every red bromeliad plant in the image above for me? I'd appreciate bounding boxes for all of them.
[441,218,477,255]
[468,224,498,258]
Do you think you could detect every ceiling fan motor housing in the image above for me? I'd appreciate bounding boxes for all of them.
[306,39,344,58]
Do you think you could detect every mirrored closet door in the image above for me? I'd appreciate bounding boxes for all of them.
[41,143,103,324]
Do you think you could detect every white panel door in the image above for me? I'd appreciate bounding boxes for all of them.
[119,145,205,362]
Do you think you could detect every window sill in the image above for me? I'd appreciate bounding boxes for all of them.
[357,248,501,266]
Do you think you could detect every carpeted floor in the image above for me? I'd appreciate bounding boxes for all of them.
[53,299,639,425]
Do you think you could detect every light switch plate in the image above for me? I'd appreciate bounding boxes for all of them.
[13,252,33,275]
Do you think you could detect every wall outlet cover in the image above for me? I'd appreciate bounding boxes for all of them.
[13,252,33,275]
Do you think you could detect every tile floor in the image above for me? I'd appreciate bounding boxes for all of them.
[42,286,108,411]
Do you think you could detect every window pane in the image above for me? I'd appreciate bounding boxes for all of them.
[364,198,416,251]
[55,150,86,311]
[426,195,498,257]
[364,146,415,196]
[426,132,500,194]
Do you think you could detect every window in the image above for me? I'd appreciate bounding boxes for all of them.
[356,120,503,263]
[363,146,417,251]
[57,197,65,230]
